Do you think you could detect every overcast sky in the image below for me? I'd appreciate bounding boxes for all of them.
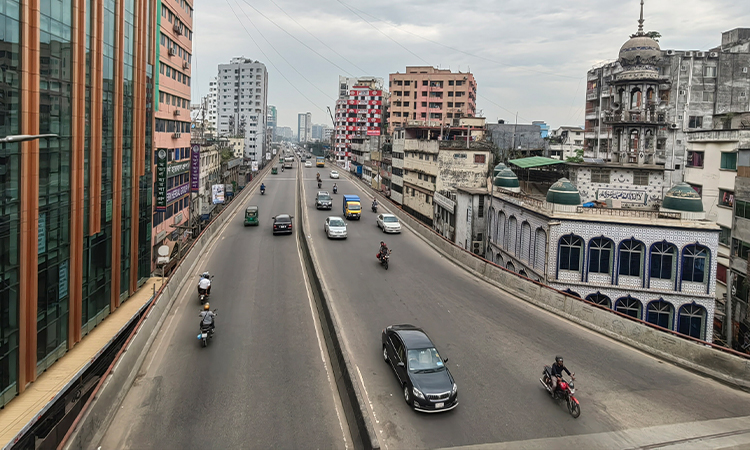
[190,0,750,131]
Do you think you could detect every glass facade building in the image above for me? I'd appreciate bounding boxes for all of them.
[0,0,155,407]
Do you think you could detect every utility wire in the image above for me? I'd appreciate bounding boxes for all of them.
[225,0,328,113]
[337,0,580,81]
[478,93,532,123]
[235,0,334,101]
[335,0,430,65]
[239,0,355,77]
[265,0,369,75]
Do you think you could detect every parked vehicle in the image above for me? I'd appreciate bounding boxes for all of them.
[244,205,259,226]
[343,195,361,220]
[382,324,458,412]
[540,366,580,418]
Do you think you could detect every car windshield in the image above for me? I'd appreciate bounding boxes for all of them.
[329,219,345,227]
[319,195,331,201]
[349,204,361,211]
[276,216,290,223]
[384,216,399,223]
[332,171,338,174]
[407,348,445,373]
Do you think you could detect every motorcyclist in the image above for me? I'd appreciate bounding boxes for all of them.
[548,356,573,395]
[378,241,389,262]
[372,198,378,211]
[333,183,338,194]
[198,272,211,296]
[199,303,216,334]
[260,183,265,193]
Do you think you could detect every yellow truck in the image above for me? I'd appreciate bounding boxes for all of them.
[343,195,361,220]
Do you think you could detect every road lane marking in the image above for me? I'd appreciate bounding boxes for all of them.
[295,165,350,450]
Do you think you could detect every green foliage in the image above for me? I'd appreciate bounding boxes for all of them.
[565,148,584,163]
[645,31,661,42]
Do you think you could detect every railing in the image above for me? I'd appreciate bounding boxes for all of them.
[686,129,742,142]
[603,111,666,125]
[576,206,682,220]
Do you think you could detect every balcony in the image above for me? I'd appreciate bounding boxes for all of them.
[585,108,600,120]
[603,110,666,126]
[586,89,598,101]
[686,129,750,144]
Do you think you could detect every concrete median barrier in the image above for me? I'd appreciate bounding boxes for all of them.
[340,169,750,391]
[63,163,274,450]
[296,169,380,450]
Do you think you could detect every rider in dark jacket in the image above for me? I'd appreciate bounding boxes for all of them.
[549,356,572,394]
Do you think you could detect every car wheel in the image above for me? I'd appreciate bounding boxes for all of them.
[382,226,386,233]
[403,384,411,405]
[382,345,389,362]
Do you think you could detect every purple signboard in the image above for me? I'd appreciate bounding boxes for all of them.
[167,183,190,204]
[191,144,201,192]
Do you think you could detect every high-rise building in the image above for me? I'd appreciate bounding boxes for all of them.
[298,112,312,142]
[388,67,477,130]
[207,76,218,131]
[215,58,268,160]
[152,0,194,271]
[334,76,385,168]
[267,105,277,139]
[0,0,156,407]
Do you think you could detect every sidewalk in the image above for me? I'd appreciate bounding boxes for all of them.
[0,277,164,448]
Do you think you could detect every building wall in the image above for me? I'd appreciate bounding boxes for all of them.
[391,133,405,204]
[568,166,666,207]
[487,123,546,157]
[298,112,311,142]
[334,82,384,164]
[454,191,487,253]
[388,67,477,129]
[436,149,491,193]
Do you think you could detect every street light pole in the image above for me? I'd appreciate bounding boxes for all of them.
[0,134,59,143]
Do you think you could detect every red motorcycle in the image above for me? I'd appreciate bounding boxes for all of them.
[540,366,580,418]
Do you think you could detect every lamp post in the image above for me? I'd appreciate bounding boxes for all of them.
[0,134,59,143]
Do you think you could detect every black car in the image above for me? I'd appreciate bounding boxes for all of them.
[272,214,293,234]
[381,324,458,412]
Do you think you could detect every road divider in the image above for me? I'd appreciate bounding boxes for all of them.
[340,169,750,391]
[62,160,276,450]
[296,166,380,450]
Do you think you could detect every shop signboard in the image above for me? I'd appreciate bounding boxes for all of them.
[167,183,189,203]
[191,144,200,192]
[212,184,225,204]
[156,149,167,210]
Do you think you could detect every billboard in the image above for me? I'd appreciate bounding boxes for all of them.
[212,184,225,204]
[191,144,200,192]
[266,152,271,160]
[251,161,259,172]
[156,149,167,211]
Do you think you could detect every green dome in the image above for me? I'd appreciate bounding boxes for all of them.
[662,182,704,213]
[493,163,507,177]
[493,168,520,188]
[546,178,581,206]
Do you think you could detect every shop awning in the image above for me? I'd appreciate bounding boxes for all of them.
[508,156,565,169]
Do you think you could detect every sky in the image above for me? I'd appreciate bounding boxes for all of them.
[190,0,750,131]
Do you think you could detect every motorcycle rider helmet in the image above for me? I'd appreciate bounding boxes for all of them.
[204,303,210,310]
[201,271,210,279]
[555,355,564,365]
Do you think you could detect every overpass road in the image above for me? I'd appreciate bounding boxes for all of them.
[100,167,348,449]
[303,166,750,449]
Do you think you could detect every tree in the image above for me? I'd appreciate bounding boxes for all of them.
[646,31,661,42]
[565,149,584,163]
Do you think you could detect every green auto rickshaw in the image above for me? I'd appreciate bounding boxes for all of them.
[271,165,279,175]
[244,205,259,226]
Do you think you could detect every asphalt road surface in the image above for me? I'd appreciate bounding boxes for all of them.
[303,165,750,450]
[100,165,348,449]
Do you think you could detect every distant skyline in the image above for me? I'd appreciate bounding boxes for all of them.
[191,0,750,130]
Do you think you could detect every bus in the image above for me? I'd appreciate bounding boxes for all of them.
[316,157,325,167]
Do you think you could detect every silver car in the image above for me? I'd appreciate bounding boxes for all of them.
[324,216,348,239]
[377,214,402,233]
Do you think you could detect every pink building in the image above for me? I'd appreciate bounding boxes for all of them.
[152,0,194,270]
[388,66,477,130]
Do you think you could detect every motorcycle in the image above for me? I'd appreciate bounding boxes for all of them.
[198,309,217,347]
[539,366,580,418]
[376,249,392,270]
[372,203,378,213]
[197,275,214,304]
[261,187,266,195]
[333,186,338,194]
[318,181,322,189]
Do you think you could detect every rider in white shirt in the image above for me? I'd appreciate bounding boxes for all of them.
[198,272,211,295]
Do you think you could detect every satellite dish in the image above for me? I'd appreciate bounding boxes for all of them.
[158,245,170,257]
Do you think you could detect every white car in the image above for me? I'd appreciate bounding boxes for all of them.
[330,170,339,179]
[305,161,312,168]
[377,214,401,233]
[324,216,348,239]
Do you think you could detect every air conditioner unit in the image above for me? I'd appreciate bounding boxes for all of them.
[173,23,181,35]
[173,109,181,116]
[168,47,176,56]
[684,51,694,57]
[709,52,719,58]
[666,50,676,56]
[172,132,181,139]
[183,61,189,70]
[669,123,679,130]
[696,51,706,58]
[472,241,482,254]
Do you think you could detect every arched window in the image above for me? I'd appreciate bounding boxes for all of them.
[488,209,495,242]
[619,239,644,277]
[682,244,710,283]
[588,237,613,275]
[519,269,527,278]
[646,300,674,329]
[629,129,640,152]
[507,216,518,255]
[616,296,642,319]
[678,304,706,340]
[497,212,506,248]
[586,292,611,309]
[630,87,642,108]
[534,228,547,272]
[506,261,516,273]
[650,242,676,280]
[520,222,532,262]
[558,235,583,272]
